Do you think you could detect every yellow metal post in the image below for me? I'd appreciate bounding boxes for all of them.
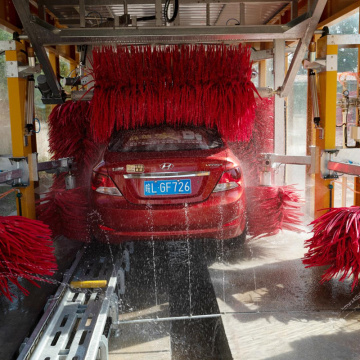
[314,36,338,218]
[6,42,36,219]
[258,60,267,87]
[48,51,59,78]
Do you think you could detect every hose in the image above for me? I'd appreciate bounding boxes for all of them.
[137,16,156,21]
[16,192,22,216]
[164,0,179,23]
[328,183,333,209]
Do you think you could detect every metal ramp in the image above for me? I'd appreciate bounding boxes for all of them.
[17,244,131,360]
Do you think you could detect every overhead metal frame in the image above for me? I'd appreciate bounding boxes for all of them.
[279,0,327,97]
[12,0,327,105]
[13,0,63,102]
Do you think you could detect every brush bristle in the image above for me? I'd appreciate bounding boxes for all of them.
[303,206,360,290]
[0,216,57,301]
[89,44,257,143]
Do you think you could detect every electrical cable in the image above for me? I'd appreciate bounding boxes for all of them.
[137,16,156,21]
[16,192,22,216]
[342,90,356,148]
[226,18,240,25]
[328,183,333,208]
[33,118,41,133]
[66,68,77,78]
[164,0,179,23]
[0,188,17,200]
[86,11,104,26]
[333,180,360,194]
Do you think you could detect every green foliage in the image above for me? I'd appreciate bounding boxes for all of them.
[0,29,12,40]
[60,57,70,77]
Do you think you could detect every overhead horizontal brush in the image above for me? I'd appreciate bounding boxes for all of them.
[89,44,258,143]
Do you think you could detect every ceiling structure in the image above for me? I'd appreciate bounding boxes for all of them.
[10,0,326,103]
[39,0,298,27]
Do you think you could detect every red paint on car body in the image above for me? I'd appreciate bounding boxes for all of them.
[90,126,246,243]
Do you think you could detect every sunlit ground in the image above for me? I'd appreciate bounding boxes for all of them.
[209,230,360,360]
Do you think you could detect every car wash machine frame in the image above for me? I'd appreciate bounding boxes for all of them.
[2,0,360,359]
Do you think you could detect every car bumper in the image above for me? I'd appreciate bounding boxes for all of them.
[90,188,246,243]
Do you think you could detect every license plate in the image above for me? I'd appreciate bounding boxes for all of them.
[144,179,191,196]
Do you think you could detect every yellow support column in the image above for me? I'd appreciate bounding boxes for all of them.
[6,43,36,219]
[258,60,267,87]
[314,36,338,218]
[48,51,59,78]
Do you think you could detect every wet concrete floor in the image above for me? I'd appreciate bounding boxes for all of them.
[109,229,360,360]
[208,229,360,359]
[2,228,360,359]
[109,240,228,360]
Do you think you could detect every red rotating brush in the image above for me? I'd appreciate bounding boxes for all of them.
[246,185,303,238]
[230,97,302,238]
[89,44,258,143]
[48,100,100,182]
[38,101,100,241]
[303,206,360,290]
[0,216,57,301]
[37,184,90,242]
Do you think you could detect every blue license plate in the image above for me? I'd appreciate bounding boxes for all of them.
[144,179,191,196]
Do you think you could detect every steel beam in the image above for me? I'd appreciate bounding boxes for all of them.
[206,3,210,26]
[0,169,22,184]
[155,0,162,26]
[239,3,245,25]
[279,0,327,98]
[328,161,360,177]
[14,4,315,45]
[274,39,285,185]
[12,0,319,44]
[250,46,296,61]
[12,0,62,100]
[43,0,293,5]
[327,34,360,46]
[291,0,298,20]
[40,23,311,45]
[79,0,86,28]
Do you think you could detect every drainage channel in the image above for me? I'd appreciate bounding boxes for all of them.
[111,240,232,360]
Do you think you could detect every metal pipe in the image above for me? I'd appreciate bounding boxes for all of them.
[18,34,29,40]
[26,76,35,126]
[27,47,35,67]
[328,183,333,208]
[0,169,22,183]
[309,70,320,127]
[16,191,22,216]
[118,313,221,324]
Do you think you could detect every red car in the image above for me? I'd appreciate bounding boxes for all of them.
[90,126,246,243]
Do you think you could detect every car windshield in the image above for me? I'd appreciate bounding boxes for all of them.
[109,127,223,152]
